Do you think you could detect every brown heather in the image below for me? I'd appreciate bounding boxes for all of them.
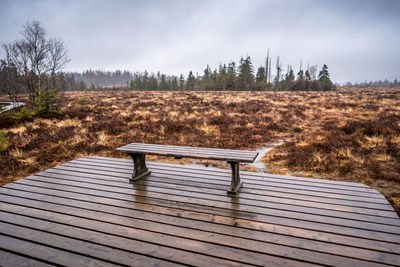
[1,88,400,215]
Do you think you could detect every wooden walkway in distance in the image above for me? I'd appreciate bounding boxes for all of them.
[0,156,399,266]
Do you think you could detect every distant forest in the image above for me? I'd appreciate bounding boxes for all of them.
[64,54,335,91]
[344,79,400,87]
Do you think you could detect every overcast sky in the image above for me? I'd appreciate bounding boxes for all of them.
[0,0,399,83]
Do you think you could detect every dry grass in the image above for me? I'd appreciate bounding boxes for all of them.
[1,89,400,215]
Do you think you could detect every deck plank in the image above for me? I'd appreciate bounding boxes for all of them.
[82,157,370,188]
[43,166,396,216]
[89,156,369,188]
[2,187,400,251]
[51,164,391,207]
[22,174,400,229]
[35,170,398,220]
[60,161,386,198]
[0,250,53,267]
[0,156,399,266]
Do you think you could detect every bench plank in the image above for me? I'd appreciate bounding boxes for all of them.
[116,143,259,162]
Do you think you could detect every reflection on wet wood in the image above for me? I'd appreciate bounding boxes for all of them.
[0,156,399,266]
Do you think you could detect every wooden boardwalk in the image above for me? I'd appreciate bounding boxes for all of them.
[0,156,399,266]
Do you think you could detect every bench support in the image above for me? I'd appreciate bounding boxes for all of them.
[227,161,243,194]
[128,153,151,181]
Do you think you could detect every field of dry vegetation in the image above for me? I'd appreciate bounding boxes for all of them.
[1,88,400,215]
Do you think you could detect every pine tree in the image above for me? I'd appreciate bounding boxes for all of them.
[78,80,87,91]
[218,64,228,90]
[226,62,237,90]
[159,74,169,90]
[202,65,212,90]
[170,76,178,90]
[284,67,295,90]
[237,56,254,90]
[147,74,158,90]
[255,66,267,91]
[179,74,185,90]
[317,64,334,91]
[256,66,266,83]
[318,64,330,81]
[186,71,195,90]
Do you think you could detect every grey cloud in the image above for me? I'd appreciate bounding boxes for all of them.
[0,0,399,83]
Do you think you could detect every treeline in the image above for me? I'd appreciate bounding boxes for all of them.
[344,79,400,87]
[71,54,335,91]
[71,70,134,86]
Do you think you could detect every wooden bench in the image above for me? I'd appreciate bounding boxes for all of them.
[116,143,259,194]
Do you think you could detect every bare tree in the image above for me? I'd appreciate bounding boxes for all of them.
[0,59,22,104]
[265,48,269,84]
[275,56,281,85]
[2,20,69,111]
[308,65,318,80]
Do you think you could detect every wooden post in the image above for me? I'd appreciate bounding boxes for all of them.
[128,153,151,181]
[227,161,243,194]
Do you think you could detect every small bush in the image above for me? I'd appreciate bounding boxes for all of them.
[0,130,9,151]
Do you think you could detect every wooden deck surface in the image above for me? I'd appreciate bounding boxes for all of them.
[0,156,399,266]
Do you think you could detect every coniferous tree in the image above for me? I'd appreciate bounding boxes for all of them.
[202,65,212,90]
[237,56,254,90]
[148,74,158,90]
[218,64,228,90]
[170,76,178,90]
[186,71,195,90]
[284,67,295,90]
[79,80,87,91]
[255,66,266,90]
[318,64,334,90]
[142,70,149,90]
[178,74,185,90]
[227,62,237,90]
[159,74,168,90]
[256,66,266,83]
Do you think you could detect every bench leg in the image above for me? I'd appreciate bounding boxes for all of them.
[129,153,151,181]
[227,161,243,194]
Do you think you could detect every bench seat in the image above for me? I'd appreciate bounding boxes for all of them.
[116,143,259,194]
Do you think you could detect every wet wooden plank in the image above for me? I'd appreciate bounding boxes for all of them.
[0,235,118,267]
[0,250,53,267]
[0,221,182,267]
[116,143,259,162]
[57,158,391,204]
[2,192,400,258]
[119,142,258,155]
[0,210,240,267]
[86,156,370,189]
[60,161,386,199]
[74,157,375,192]
[0,200,396,266]
[49,164,391,207]
[37,169,398,218]
[28,171,400,227]
[90,156,369,188]
[2,187,399,252]
[6,177,400,238]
